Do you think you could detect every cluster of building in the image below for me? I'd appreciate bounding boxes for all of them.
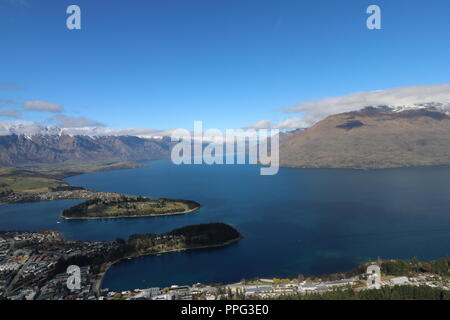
[219,278,356,299]
[104,284,218,300]
[0,189,121,205]
[103,265,450,300]
[0,231,118,300]
[102,278,358,300]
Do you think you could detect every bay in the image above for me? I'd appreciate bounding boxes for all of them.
[1,160,450,290]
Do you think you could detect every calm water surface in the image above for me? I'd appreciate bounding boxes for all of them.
[1,160,450,290]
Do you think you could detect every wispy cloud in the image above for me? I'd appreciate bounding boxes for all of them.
[244,118,310,130]
[244,120,273,130]
[0,99,15,108]
[0,99,20,118]
[0,109,21,118]
[281,84,450,127]
[51,115,105,128]
[23,100,63,113]
[245,84,450,130]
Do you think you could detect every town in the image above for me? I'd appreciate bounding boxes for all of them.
[1,231,449,300]
[0,188,122,205]
[0,231,119,300]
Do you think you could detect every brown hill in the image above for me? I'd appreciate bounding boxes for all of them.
[279,107,450,168]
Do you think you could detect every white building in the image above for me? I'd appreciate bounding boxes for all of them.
[366,264,382,289]
[389,276,409,286]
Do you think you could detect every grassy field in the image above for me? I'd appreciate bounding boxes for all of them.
[21,161,149,179]
[0,167,67,193]
[0,161,148,194]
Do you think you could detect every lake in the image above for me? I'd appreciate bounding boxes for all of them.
[1,160,450,291]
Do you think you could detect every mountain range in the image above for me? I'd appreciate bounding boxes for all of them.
[3,106,450,169]
[0,134,172,166]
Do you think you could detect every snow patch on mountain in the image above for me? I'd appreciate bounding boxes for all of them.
[0,121,175,139]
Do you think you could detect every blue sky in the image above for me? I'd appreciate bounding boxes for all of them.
[1,0,450,132]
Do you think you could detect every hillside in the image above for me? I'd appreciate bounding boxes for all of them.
[279,107,450,169]
[0,134,172,166]
[128,223,242,251]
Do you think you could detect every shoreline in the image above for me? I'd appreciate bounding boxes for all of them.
[279,163,450,171]
[61,206,201,220]
[95,235,243,295]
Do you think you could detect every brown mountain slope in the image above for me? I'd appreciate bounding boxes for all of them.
[279,107,450,168]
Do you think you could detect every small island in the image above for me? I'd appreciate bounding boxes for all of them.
[61,195,201,219]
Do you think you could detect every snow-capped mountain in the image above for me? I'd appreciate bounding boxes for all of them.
[0,121,64,137]
[0,128,174,166]
[0,121,174,139]
[388,102,450,115]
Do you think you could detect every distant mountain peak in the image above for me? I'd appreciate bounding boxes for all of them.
[357,103,450,115]
[0,121,173,141]
[341,105,450,120]
[0,122,64,137]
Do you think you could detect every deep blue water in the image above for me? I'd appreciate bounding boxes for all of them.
[1,160,450,291]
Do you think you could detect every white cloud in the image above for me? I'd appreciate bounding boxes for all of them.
[23,100,63,113]
[5,83,450,136]
[244,120,273,130]
[0,99,20,118]
[0,99,15,108]
[245,118,310,131]
[282,84,450,127]
[0,121,51,136]
[51,115,105,128]
[101,127,176,137]
[0,109,20,118]
[59,126,177,138]
[275,118,310,130]
[244,84,450,130]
